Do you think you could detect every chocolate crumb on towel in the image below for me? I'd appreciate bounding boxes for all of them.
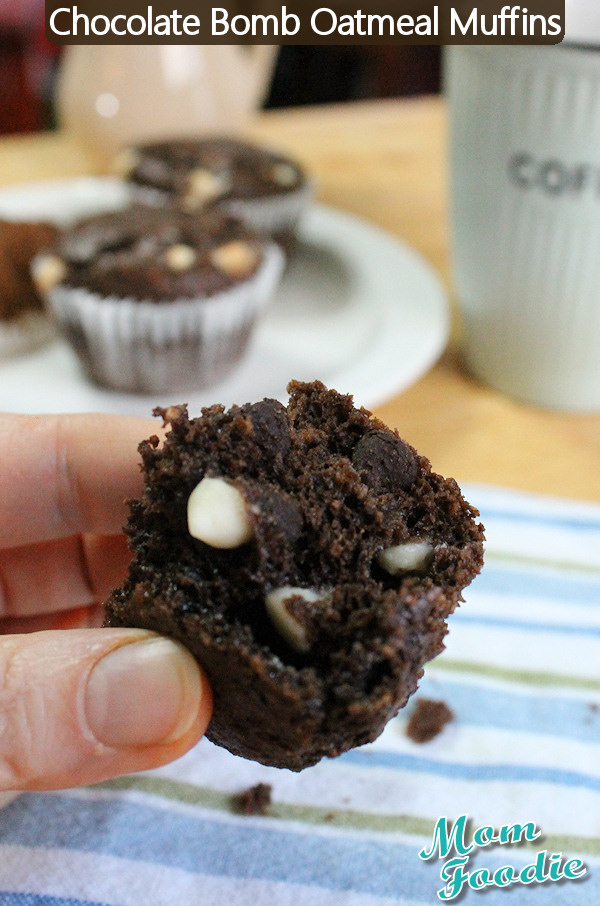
[406,698,454,743]
[236,783,273,816]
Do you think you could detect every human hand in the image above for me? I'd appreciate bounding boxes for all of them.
[0,412,212,792]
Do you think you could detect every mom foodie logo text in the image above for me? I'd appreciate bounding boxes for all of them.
[419,814,587,900]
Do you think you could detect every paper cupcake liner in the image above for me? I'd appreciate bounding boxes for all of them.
[42,243,284,394]
[219,184,312,240]
[0,310,56,359]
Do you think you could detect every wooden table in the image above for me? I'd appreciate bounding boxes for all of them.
[0,96,598,503]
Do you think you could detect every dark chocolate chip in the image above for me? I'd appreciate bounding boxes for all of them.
[352,430,418,493]
[242,399,292,458]
[248,483,303,546]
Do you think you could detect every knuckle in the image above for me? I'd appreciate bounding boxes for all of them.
[52,416,86,537]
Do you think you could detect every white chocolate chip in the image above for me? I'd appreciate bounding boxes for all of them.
[271,162,298,187]
[209,240,259,278]
[376,540,433,575]
[187,476,253,549]
[31,254,67,294]
[111,146,139,177]
[265,586,326,654]
[164,243,197,272]
[184,168,226,208]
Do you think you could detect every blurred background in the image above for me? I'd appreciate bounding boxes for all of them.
[0,1,441,135]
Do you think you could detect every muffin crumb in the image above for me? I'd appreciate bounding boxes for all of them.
[406,698,454,743]
[236,782,272,816]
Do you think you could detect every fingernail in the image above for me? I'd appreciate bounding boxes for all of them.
[86,636,203,748]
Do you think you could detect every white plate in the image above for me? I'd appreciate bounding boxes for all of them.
[0,177,449,415]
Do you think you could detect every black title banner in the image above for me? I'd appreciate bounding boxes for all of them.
[46,1,565,45]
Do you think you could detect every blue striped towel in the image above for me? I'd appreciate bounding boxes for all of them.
[1,484,599,905]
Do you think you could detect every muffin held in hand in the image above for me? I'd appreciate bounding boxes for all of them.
[104,380,485,771]
[118,137,310,252]
[0,218,58,357]
[32,205,284,394]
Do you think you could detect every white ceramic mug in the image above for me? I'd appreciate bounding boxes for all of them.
[55,45,279,166]
[445,42,600,411]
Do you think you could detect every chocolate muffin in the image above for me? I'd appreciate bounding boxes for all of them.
[119,137,310,251]
[0,219,58,356]
[104,380,484,770]
[32,205,283,393]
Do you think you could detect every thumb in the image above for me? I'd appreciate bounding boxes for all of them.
[0,628,212,791]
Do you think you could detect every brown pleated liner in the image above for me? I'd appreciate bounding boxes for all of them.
[41,243,285,394]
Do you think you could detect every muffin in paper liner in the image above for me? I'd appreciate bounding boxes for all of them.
[119,138,311,252]
[37,243,283,394]
[32,204,285,394]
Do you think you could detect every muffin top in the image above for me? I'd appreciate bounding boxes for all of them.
[33,205,266,302]
[0,219,58,320]
[120,138,306,210]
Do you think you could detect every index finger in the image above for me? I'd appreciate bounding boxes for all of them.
[0,412,158,548]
